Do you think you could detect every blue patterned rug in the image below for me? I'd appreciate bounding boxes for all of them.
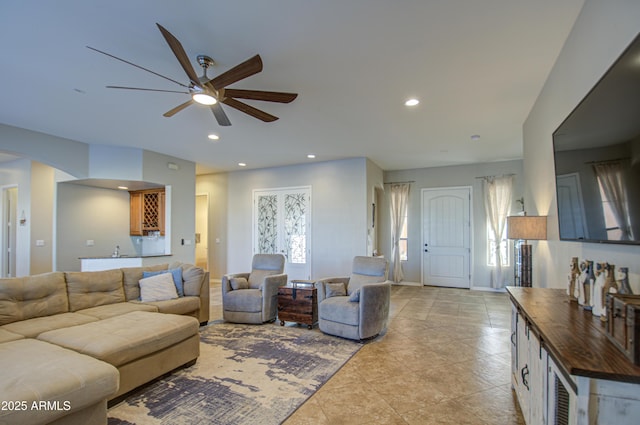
[107,321,362,425]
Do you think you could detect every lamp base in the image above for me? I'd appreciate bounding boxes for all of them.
[519,244,532,287]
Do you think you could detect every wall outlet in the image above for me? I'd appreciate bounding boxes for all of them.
[86,240,94,246]
[184,239,192,246]
[35,240,45,247]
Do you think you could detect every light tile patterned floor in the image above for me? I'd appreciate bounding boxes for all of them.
[210,282,525,425]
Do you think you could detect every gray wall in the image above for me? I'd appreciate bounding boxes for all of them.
[523,0,640,293]
[226,158,370,278]
[381,160,523,288]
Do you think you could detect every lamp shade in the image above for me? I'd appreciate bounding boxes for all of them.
[507,216,547,240]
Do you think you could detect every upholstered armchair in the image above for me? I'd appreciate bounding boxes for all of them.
[315,256,391,340]
[222,254,288,324]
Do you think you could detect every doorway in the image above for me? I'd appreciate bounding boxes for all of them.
[195,194,209,271]
[2,186,18,277]
[253,186,311,281]
[422,187,471,288]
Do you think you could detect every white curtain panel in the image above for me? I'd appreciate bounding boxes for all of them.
[593,161,633,240]
[390,183,410,283]
[483,175,513,288]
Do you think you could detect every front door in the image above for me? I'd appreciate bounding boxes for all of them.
[253,187,311,281]
[422,187,471,288]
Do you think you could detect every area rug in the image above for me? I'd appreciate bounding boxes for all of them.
[107,321,362,425]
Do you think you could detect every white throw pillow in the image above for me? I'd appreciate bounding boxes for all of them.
[139,273,179,302]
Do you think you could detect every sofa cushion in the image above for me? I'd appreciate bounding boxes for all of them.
[319,296,359,326]
[0,328,24,344]
[223,289,262,312]
[142,268,184,297]
[0,272,68,325]
[1,312,99,338]
[181,264,205,297]
[121,264,168,301]
[248,269,279,289]
[0,339,119,425]
[76,302,158,320]
[326,282,347,298]
[65,269,125,312]
[135,296,200,316]
[139,273,179,302]
[37,311,199,367]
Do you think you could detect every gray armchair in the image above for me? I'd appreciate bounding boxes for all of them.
[222,254,288,324]
[316,256,391,340]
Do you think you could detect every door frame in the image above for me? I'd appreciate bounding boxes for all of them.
[195,193,209,271]
[420,186,473,287]
[252,185,312,280]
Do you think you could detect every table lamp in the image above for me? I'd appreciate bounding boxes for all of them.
[507,215,547,287]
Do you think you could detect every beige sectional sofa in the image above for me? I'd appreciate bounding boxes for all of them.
[0,262,209,425]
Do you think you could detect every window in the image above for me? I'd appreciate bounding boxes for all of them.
[487,224,508,267]
[399,213,408,261]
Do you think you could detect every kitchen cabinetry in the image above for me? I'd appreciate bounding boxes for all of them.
[508,287,640,425]
[129,188,165,236]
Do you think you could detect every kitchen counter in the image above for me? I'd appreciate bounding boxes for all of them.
[79,255,172,271]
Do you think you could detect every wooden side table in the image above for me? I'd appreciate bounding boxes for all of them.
[277,282,317,329]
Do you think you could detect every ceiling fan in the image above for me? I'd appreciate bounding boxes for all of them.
[87,23,298,126]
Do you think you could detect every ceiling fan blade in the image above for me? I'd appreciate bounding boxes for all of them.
[210,55,263,89]
[156,23,201,87]
[224,89,298,103]
[223,97,278,122]
[211,103,231,126]
[106,85,189,94]
[87,46,188,88]
[163,99,194,117]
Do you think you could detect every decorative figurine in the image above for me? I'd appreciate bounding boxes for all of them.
[585,260,595,311]
[592,262,607,317]
[577,260,589,307]
[616,266,633,295]
[600,263,619,322]
[567,257,580,302]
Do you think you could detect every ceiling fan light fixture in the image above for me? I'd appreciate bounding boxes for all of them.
[405,98,420,106]
[192,93,217,105]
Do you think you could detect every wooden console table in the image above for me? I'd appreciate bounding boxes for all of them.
[507,287,640,425]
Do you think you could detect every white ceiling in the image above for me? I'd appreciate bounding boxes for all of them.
[0,0,584,174]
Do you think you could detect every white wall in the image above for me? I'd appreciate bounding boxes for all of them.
[382,160,523,288]
[227,158,369,278]
[195,173,228,279]
[523,0,640,292]
[0,159,31,276]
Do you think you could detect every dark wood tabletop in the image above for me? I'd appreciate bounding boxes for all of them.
[507,287,640,384]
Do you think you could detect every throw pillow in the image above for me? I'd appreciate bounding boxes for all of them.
[349,288,361,302]
[326,282,347,298]
[139,273,179,302]
[230,277,249,290]
[143,268,184,297]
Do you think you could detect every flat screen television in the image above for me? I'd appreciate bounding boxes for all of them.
[553,33,640,245]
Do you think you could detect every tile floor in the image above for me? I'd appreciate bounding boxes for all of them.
[209,282,525,425]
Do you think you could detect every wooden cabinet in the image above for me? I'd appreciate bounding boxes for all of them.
[129,188,165,236]
[508,287,640,425]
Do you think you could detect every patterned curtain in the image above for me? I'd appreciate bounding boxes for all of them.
[483,175,513,288]
[390,183,410,283]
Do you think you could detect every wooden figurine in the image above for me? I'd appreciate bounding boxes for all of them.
[617,266,633,295]
[567,257,580,302]
[600,263,619,322]
[585,260,595,311]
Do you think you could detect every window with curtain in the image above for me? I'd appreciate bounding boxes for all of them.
[400,211,408,261]
[390,183,410,283]
[593,160,633,241]
[487,223,509,267]
[482,175,514,288]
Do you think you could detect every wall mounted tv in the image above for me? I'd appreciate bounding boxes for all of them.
[553,33,640,245]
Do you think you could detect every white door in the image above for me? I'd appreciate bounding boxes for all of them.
[253,187,311,281]
[2,187,17,277]
[422,187,471,288]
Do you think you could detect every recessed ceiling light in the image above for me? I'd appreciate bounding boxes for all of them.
[238,162,247,167]
[404,98,419,106]
[117,186,129,190]
[471,134,481,141]
[208,134,220,140]
[307,154,316,159]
